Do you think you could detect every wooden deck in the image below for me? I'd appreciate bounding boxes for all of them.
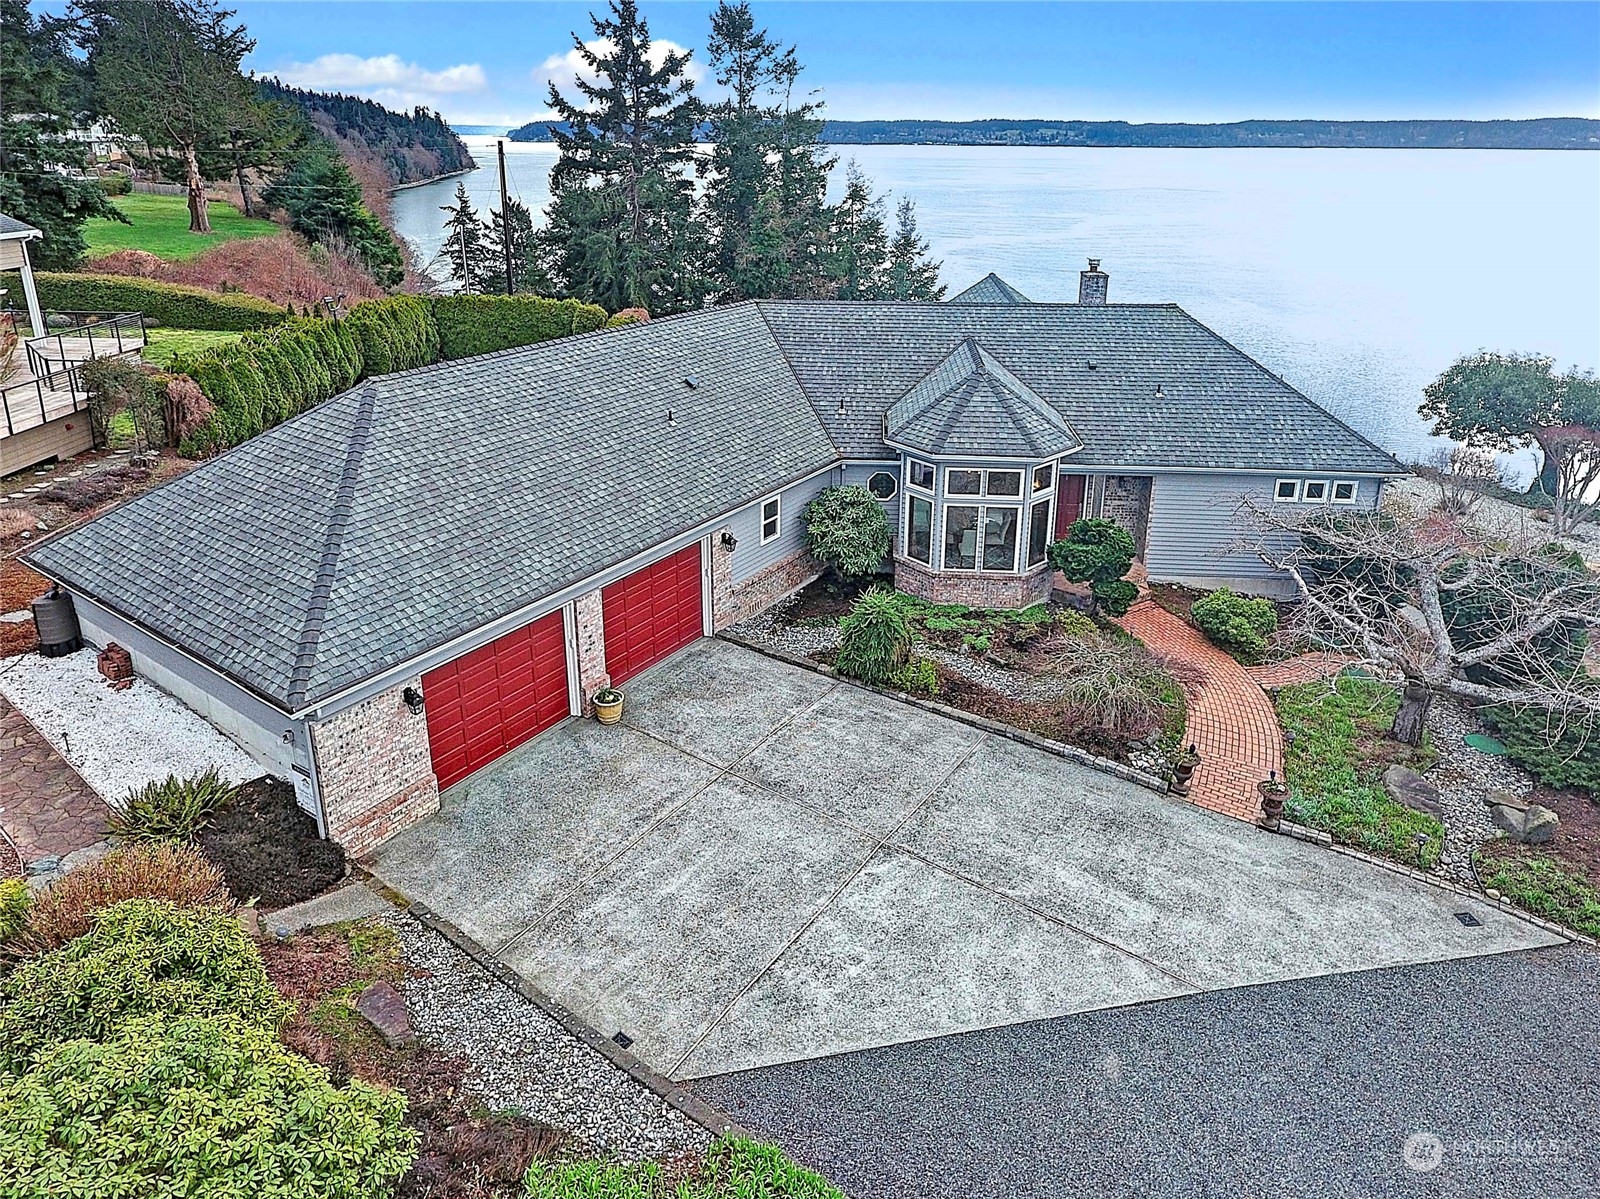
[1,314,146,472]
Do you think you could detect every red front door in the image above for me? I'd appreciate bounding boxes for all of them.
[601,543,705,685]
[1056,474,1087,537]
[422,610,570,790]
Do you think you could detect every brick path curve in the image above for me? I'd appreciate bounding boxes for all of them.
[1117,600,1284,822]
[0,694,110,875]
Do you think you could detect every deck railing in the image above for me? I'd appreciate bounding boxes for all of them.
[24,312,147,382]
[0,362,87,438]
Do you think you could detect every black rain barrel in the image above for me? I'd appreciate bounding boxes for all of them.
[33,586,82,658]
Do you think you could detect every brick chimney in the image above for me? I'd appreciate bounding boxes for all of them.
[1078,258,1108,306]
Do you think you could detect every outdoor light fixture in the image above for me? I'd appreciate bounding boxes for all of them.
[720,531,739,551]
[402,686,425,715]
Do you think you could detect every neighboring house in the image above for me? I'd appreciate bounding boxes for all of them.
[22,260,1404,854]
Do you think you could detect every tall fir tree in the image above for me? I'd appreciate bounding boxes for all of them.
[438,181,492,292]
[824,163,890,300]
[886,197,945,300]
[0,0,125,269]
[485,199,550,295]
[540,0,706,313]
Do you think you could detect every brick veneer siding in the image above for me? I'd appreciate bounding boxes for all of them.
[573,590,609,711]
[1102,475,1153,558]
[310,678,439,857]
[712,532,823,631]
[893,555,1054,609]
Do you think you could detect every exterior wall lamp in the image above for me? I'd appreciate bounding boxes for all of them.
[402,686,425,715]
[720,531,738,552]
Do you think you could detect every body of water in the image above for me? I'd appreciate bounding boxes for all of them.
[392,137,1600,471]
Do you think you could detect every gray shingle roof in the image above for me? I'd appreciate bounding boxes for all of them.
[886,338,1080,459]
[948,272,1032,304]
[0,214,42,238]
[754,301,1403,473]
[28,295,1402,712]
[27,306,836,711]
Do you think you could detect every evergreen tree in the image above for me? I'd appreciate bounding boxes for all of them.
[485,199,551,294]
[824,163,890,300]
[886,197,945,300]
[438,182,491,292]
[262,138,403,287]
[0,0,125,269]
[541,0,707,313]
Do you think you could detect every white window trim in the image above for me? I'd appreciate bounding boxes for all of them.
[759,495,781,545]
[907,458,935,493]
[1027,496,1054,567]
[1032,462,1056,494]
[1302,480,1331,504]
[941,502,1023,574]
[944,468,984,499]
[867,470,899,501]
[1331,480,1359,505]
[984,469,1024,499]
[905,493,934,565]
[1273,479,1301,503]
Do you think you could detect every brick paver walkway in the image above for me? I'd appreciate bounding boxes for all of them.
[1117,600,1283,822]
[1248,652,1353,691]
[0,694,110,873]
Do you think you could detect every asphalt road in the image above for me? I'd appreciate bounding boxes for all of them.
[691,945,1600,1199]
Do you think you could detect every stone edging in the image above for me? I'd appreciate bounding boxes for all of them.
[719,632,1171,794]
[403,901,750,1141]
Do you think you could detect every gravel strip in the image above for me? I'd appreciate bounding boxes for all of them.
[378,909,713,1161]
[727,601,840,659]
[1425,697,1531,886]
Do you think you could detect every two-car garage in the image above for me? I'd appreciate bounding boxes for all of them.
[420,542,708,791]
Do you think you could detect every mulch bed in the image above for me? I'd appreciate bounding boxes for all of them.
[0,559,47,656]
[198,777,346,909]
[1478,785,1600,888]
[785,574,876,621]
[260,925,564,1199]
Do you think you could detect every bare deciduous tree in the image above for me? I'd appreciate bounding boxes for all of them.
[1244,497,1600,745]
[1417,445,1512,518]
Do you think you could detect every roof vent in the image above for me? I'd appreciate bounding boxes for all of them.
[1154,384,1164,398]
[667,408,677,426]
[683,374,699,389]
[1086,360,1097,371]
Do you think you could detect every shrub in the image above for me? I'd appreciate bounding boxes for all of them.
[1048,519,1138,617]
[5,842,233,962]
[804,485,892,579]
[16,271,285,330]
[344,294,439,375]
[1482,704,1600,791]
[429,294,608,360]
[1276,675,1443,868]
[98,172,131,196]
[108,767,237,842]
[80,354,162,447]
[163,372,215,444]
[0,1014,417,1198]
[1191,587,1279,663]
[0,879,29,944]
[836,586,911,685]
[606,306,649,327]
[891,657,940,696]
[524,1137,846,1199]
[1051,636,1177,742]
[0,899,284,1070]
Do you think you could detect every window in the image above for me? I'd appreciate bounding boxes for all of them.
[1028,499,1052,566]
[867,470,898,500]
[1303,480,1329,503]
[983,507,1019,571]
[1033,464,1054,494]
[1332,480,1358,504]
[907,496,933,563]
[943,505,980,569]
[908,459,935,491]
[986,470,1022,498]
[759,496,780,544]
[946,469,982,496]
[1274,479,1300,503]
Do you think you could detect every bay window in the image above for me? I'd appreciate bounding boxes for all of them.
[983,508,1019,570]
[907,495,933,563]
[943,505,980,569]
[1028,499,1052,566]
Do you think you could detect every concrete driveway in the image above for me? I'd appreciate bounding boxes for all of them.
[370,638,1562,1082]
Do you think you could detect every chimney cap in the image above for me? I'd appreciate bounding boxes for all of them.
[1087,258,1101,272]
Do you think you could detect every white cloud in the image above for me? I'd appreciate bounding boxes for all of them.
[274,53,488,113]
[534,38,705,98]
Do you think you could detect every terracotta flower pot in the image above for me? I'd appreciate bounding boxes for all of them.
[594,691,625,725]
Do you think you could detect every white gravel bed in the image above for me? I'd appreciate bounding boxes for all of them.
[1424,697,1528,886]
[0,649,260,806]
[380,910,712,1161]
[728,601,841,659]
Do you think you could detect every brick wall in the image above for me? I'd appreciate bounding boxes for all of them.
[1102,475,1153,557]
[894,555,1054,609]
[310,678,439,857]
[712,530,822,630]
[572,589,609,711]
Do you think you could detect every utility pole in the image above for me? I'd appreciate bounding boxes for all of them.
[497,139,515,295]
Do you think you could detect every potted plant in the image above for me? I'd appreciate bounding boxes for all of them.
[593,687,625,725]
[1257,771,1290,831]
[1170,744,1200,796]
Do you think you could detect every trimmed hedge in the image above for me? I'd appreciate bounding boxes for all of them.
[1191,586,1279,664]
[14,271,286,331]
[344,294,438,375]
[429,293,607,360]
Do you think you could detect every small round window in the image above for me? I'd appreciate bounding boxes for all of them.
[867,471,898,500]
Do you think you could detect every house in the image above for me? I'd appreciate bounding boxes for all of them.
[21,260,1404,854]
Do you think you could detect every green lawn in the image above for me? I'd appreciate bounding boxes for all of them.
[1476,850,1600,938]
[85,192,278,261]
[141,326,243,368]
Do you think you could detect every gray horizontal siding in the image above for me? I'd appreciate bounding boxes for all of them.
[70,595,318,816]
[726,468,841,583]
[840,461,902,559]
[1144,472,1381,596]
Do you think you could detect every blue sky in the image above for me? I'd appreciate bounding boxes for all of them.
[222,1,1600,128]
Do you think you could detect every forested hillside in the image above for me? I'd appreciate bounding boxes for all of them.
[258,78,476,186]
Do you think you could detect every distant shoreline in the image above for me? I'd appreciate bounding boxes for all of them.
[388,166,476,194]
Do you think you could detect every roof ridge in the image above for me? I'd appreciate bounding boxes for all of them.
[284,383,380,709]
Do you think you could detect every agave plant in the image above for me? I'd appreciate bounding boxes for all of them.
[109,767,237,842]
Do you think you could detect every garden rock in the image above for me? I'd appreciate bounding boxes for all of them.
[1489,801,1560,845]
[1483,789,1529,812]
[1382,765,1445,819]
[355,980,415,1048]
[58,839,116,875]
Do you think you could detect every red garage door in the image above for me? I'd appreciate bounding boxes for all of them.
[601,543,705,685]
[422,610,570,791]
